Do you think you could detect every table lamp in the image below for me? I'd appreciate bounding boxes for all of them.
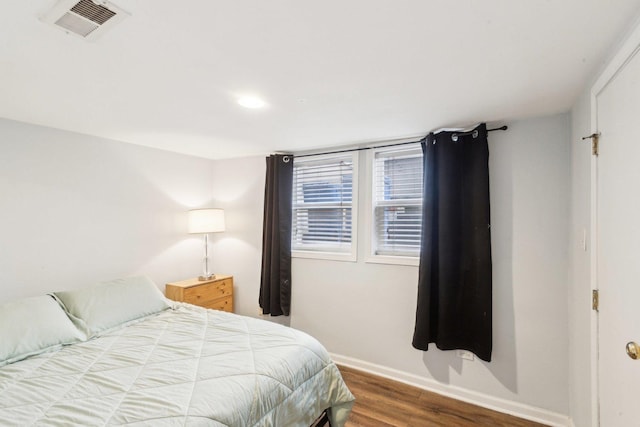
[188,208,225,281]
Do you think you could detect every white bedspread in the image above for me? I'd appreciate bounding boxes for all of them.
[0,304,354,426]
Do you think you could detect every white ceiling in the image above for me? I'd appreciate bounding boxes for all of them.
[2,0,640,159]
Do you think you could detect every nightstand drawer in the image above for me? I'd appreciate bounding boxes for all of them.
[203,295,233,312]
[183,278,232,305]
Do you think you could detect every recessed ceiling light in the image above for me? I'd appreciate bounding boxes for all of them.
[237,96,266,109]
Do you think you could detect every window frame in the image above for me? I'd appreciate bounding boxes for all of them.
[365,143,423,266]
[291,152,359,262]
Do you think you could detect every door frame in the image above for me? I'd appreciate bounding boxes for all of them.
[589,19,640,427]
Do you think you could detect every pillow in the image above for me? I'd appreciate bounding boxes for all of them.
[0,295,85,367]
[52,276,170,337]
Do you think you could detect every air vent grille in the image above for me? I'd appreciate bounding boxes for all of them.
[40,0,130,41]
[55,12,99,37]
[70,0,116,25]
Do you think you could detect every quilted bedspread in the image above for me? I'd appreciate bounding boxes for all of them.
[0,304,354,426]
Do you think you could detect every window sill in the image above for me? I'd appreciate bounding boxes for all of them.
[292,250,356,263]
[365,255,420,267]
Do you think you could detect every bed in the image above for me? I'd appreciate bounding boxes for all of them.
[0,277,354,426]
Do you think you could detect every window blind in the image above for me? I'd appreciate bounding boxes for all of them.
[292,154,355,253]
[372,146,423,256]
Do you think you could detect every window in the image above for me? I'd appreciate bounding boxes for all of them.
[291,153,358,260]
[371,146,423,259]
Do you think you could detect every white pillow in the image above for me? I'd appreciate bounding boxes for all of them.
[0,295,85,367]
[53,276,170,337]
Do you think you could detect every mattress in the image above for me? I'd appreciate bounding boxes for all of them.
[0,304,354,426]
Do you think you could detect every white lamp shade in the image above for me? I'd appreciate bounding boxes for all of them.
[188,209,225,234]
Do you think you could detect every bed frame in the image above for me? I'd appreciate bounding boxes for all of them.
[311,410,331,427]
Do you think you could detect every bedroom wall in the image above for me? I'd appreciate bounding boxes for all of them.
[0,118,215,304]
[567,87,593,427]
[209,156,266,317]
[212,114,571,422]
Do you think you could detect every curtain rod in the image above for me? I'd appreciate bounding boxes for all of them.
[295,125,508,158]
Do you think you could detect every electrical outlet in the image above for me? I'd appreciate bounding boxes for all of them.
[458,350,475,361]
[581,228,587,251]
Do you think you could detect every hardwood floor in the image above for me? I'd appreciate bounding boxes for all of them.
[338,365,547,427]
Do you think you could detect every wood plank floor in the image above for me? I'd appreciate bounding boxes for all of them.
[338,365,548,427]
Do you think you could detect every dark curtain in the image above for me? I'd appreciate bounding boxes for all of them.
[412,123,492,362]
[259,154,294,316]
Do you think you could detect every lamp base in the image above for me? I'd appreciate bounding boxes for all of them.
[198,274,216,281]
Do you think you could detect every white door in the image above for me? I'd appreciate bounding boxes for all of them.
[596,43,640,425]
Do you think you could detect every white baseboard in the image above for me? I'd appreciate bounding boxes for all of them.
[331,353,571,427]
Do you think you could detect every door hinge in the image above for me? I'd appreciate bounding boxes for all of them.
[592,289,599,311]
[582,133,600,156]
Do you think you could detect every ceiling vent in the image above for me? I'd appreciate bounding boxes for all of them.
[40,0,130,41]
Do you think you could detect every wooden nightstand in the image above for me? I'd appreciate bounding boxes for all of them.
[165,275,234,313]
